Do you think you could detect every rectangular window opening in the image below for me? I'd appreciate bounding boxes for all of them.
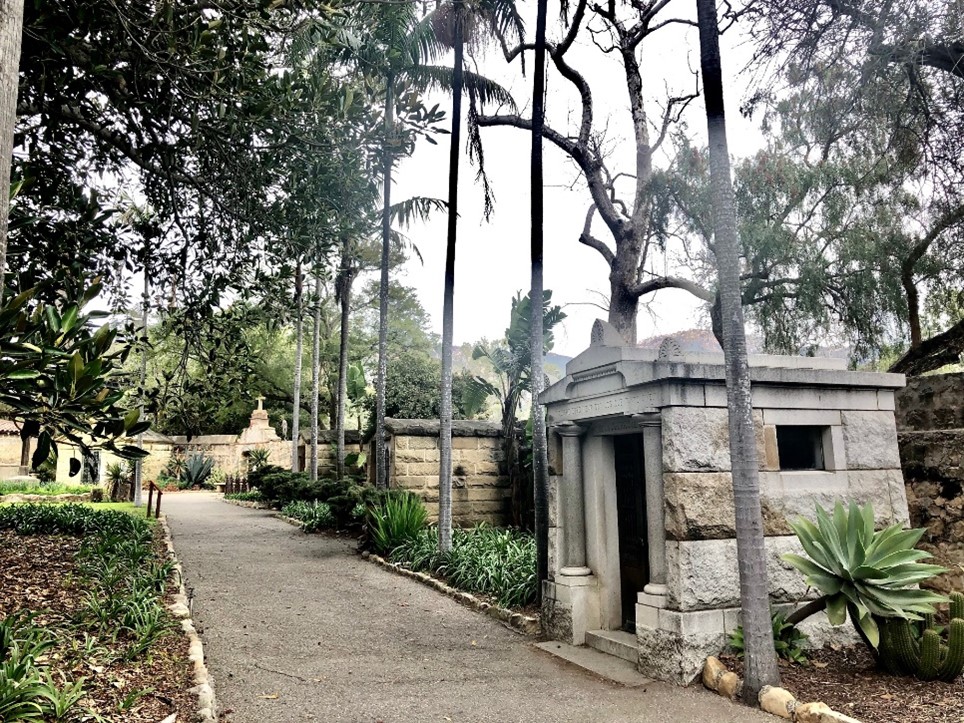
[776,425,827,471]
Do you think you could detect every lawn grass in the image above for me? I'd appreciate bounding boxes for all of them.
[0,479,93,496]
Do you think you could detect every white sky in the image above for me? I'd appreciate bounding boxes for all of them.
[391,4,764,357]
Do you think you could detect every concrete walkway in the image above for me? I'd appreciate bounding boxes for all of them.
[164,493,768,722]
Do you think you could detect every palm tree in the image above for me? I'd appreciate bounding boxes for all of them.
[335,237,357,480]
[0,0,24,295]
[695,0,779,699]
[290,262,304,471]
[336,3,512,491]
[529,0,551,598]
[435,0,523,552]
[309,270,323,482]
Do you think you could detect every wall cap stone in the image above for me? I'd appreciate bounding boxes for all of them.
[384,418,504,438]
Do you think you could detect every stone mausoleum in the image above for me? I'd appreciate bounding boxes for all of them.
[540,321,909,684]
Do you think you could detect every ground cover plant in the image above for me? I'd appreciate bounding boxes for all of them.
[224,490,263,503]
[0,481,92,497]
[0,504,194,721]
[391,524,538,609]
[280,500,335,533]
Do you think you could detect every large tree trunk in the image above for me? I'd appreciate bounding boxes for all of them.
[696,0,779,700]
[438,16,464,554]
[309,272,322,482]
[0,0,24,295]
[335,239,352,481]
[530,0,550,601]
[291,263,303,472]
[890,317,964,376]
[133,275,148,506]
[375,79,394,490]
[608,281,639,345]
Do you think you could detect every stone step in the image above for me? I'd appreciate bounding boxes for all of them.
[585,629,638,664]
[533,641,652,688]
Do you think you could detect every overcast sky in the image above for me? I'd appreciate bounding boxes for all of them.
[390,4,765,358]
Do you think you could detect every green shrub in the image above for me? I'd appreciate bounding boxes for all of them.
[281,500,335,533]
[366,492,428,556]
[729,610,809,665]
[391,524,537,609]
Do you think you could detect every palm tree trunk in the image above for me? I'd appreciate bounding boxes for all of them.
[696,0,779,700]
[310,272,323,482]
[0,0,24,296]
[336,238,352,481]
[133,275,148,507]
[292,263,304,472]
[438,17,464,554]
[375,78,395,490]
[530,0,550,599]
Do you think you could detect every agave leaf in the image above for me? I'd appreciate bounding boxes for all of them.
[816,505,848,574]
[881,563,948,587]
[781,553,832,581]
[872,547,934,571]
[857,610,880,648]
[864,527,925,566]
[789,517,839,573]
[860,502,875,545]
[845,502,865,567]
[852,565,889,581]
[826,593,848,625]
[870,586,948,610]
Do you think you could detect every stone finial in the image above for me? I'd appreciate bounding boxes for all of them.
[657,337,684,360]
[590,319,624,347]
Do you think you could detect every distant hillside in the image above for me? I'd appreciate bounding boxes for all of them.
[637,328,850,359]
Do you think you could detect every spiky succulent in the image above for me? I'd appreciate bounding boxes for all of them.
[782,501,948,648]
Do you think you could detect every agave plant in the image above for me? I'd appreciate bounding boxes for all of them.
[782,501,948,649]
[181,454,215,489]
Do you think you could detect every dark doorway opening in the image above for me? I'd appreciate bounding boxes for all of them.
[613,434,648,633]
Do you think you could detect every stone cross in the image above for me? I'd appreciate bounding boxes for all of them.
[255,394,265,411]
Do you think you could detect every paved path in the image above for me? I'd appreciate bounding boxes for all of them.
[164,493,768,722]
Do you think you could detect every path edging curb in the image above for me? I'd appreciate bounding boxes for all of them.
[161,516,217,723]
[365,552,541,636]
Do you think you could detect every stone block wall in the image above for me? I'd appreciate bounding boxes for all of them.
[640,402,907,683]
[895,373,964,593]
[383,418,511,526]
[896,372,964,432]
[661,405,908,544]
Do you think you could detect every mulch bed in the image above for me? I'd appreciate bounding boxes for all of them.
[0,529,197,722]
[721,647,964,723]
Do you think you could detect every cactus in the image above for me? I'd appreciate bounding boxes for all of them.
[879,591,964,682]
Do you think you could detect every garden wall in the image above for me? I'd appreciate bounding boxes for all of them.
[380,418,511,527]
[896,372,964,593]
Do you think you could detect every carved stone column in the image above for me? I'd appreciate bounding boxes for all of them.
[638,415,667,595]
[556,422,590,575]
